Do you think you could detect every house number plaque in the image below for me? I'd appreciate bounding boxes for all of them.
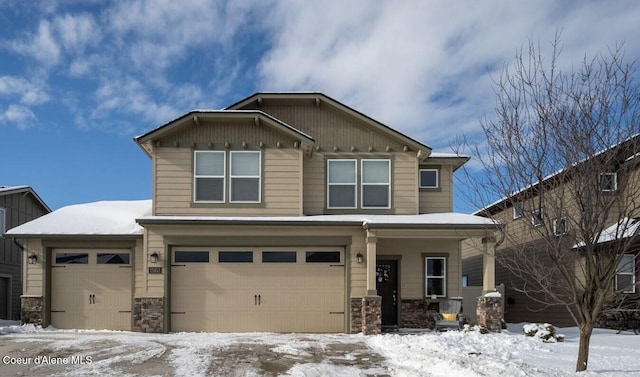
[148,267,163,274]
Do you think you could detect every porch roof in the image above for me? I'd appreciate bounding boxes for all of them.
[137,213,499,231]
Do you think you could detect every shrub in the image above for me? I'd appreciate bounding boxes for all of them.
[522,323,564,343]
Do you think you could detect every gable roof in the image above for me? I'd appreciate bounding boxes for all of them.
[227,92,433,161]
[134,110,315,157]
[0,185,51,213]
[474,134,640,217]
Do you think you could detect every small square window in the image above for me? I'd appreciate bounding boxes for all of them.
[599,173,618,192]
[419,169,439,188]
[513,202,524,219]
[531,208,544,226]
[553,217,567,236]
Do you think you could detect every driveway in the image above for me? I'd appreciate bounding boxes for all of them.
[0,330,390,376]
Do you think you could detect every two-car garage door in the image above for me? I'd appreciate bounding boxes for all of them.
[171,247,345,333]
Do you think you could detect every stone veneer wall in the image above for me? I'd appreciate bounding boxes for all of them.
[361,296,382,335]
[133,297,165,333]
[401,299,434,329]
[350,298,363,334]
[21,296,43,326]
[477,296,503,332]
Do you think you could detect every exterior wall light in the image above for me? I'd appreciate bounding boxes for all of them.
[356,252,364,264]
[28,254,38,264]
[150,252,159,264]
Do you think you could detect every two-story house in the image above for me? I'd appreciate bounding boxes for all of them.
[9,93,498,334]
[462,136,640,327]
[0,186,50,320]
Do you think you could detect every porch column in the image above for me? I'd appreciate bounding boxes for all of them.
[482,236,496,293]
[366,231,377,295]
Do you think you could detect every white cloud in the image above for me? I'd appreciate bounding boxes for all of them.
[0,75,49,105]
[257,0,640,151]
[10,20,61,65]
[0,104,36,129]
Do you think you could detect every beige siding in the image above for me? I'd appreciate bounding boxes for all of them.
[23,238,43,297]
[419,164,454,213]
[303,151,418,215]
[153,147,302,216]
[378,238,461,299]
[140,224,368,299]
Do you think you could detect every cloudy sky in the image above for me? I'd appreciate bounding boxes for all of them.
[1,0,639,212]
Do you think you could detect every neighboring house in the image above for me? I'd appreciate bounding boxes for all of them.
[8,93,498,334]
[0,186,50,320]
[462,138,640,327]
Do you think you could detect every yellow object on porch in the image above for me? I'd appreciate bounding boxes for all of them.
[442,313,457,321]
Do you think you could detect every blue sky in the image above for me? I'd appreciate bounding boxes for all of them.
[1,0,640,212]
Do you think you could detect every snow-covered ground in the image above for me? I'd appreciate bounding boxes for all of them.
[1,320,639,376]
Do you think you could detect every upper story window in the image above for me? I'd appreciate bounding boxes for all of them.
[615,253,636,293]
[230,151,261,203]
[553,217,567,236]
[327,159,391,209]
[513,202,524,219]
[419,169,439,188]
[599,172,618,192]
[194,151,261,203]
[327,159,357,209]
[361,159,391,208]
[194,151,225,202]
[531,207,544,227]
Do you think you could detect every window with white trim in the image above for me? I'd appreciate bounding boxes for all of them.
[513,202,524,219]
[194,151,225,202]
[361,159,391,208]
[553,217,567,236]
[615,254,636,293]
[419,169,439,188]
[531,208,544,226]
[425,257,446,297]
[0,207,5,236]
[599,172,618,192]
[327,159,357,209]
[230,151,261,203]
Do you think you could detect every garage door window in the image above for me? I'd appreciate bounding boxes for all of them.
[262,251,296,263]
[56,253,88,264]
[219,251,253,263]
[97,253,130,264]
[306,251,341,263]
[175,251,210,263]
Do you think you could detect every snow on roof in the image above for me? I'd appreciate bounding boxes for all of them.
[0,185,29,193]
[6,200,152,236]
[573,217,640,248]
[6,199,497,237]
[137,212,498,228]
[428,152,468,159]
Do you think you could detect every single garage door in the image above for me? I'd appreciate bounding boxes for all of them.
[171,247,345,332]
[51,249,132,330]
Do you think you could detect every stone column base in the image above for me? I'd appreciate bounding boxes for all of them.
[362,296,382,335]
[21,296,44,326]
[350,298,363,333]
[477,296,503,333]
[133,297,165,333]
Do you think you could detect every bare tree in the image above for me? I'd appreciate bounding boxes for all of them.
[458,36,640,372]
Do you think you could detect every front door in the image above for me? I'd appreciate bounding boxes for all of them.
[376,260,398,327]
